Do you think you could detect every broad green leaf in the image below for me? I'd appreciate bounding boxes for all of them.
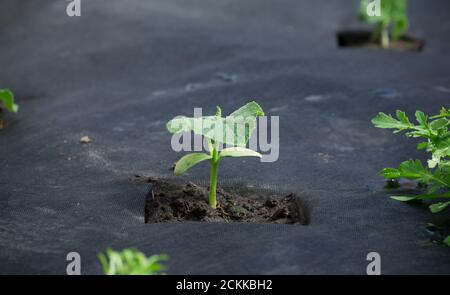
[229,101,265,118]
[227,101,264,146]
[174,153,211,176]
[219,147,262,159]
[429,201,450,213]
[166,116,220,138]
[0,88,19,113]
[167,101,264,147]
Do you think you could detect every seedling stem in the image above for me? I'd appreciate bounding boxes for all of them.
[381,25,390,49]
[209,141,219,209]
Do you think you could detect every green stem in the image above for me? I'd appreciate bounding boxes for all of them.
[381,27,389,49]
[208,106,223,209]
[209,159,219,209]
[208,141,220,209]
[373,23,390,49]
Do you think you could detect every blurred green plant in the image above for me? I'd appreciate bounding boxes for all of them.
[445,236,450,247]
[167,101,264,209]
[98,248,168,275]
[359,0,409,49]
[0,88,19,113]
[372,107,450,247]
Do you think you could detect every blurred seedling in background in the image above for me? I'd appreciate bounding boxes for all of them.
[98,248,168,275]
[372,107,450,246]
[0,89,19,130]
[0,89,19,113]
[167,101,264,209]
[360,0,409,49]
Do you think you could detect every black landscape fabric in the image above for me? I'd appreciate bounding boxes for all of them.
[0,0,449,274]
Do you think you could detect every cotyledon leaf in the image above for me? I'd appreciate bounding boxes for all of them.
[174,153,211,176]
[391,196,418,202]
[219,147,262,159]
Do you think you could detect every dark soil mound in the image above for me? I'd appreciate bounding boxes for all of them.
[337,31,425,52]
[144,179,310,225]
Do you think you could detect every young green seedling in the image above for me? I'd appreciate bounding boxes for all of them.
[167,101,264,209]
[0,88,19,113]
[359,0,409,49]
[372,107,450,246]
[98,248,168,275]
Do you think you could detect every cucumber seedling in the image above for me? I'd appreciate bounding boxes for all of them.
[167,101,264,209]
[359,0,409,49]
[0,88,19,113]
[372,108,450,246]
